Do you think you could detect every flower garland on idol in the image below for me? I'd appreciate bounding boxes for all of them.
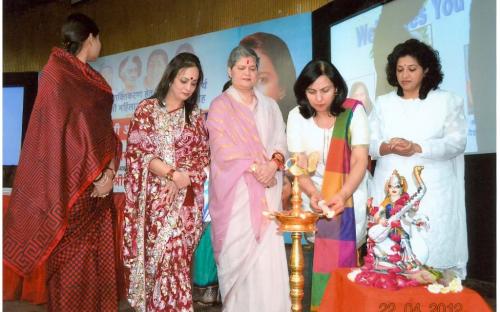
[348,167,462,292]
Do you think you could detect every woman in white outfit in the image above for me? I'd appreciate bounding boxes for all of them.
[207,45,290,312]
[369,38,468,278]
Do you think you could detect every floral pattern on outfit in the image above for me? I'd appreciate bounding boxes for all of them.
[124,98,209,312]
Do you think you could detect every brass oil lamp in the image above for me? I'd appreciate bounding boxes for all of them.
[264,153,325,312]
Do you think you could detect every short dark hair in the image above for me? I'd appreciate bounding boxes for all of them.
[151,52,204,124]
[294,60,347,119]
[61,13,99,55]
[386,38,443,99]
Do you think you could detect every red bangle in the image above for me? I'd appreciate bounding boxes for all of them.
[271,158,283,171]
[271,152,285,170]
[271,152,285,171]
[272,152,285,161]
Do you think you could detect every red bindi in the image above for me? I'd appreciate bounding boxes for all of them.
[246,59,249,64]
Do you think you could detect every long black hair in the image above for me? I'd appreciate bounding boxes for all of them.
[61,13,99,55]
[294,59,347,119]
[386,38,443,99]
[151,52,204,124]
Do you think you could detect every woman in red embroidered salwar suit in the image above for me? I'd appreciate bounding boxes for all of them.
[123,52,210,312]
[3,14,121,312]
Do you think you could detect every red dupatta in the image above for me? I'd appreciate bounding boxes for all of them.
[3,47,121,276]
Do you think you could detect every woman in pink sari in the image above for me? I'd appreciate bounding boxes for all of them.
[207,46,291,311]
[123,52,210,311]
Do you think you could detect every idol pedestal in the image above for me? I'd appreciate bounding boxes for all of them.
[319,268,492,312]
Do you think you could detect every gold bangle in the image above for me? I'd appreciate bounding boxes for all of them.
[250,163,257,173]
[165,168,176,181]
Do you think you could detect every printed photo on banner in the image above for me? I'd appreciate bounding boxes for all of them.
[90,13,312,192]
[330,0,476,152]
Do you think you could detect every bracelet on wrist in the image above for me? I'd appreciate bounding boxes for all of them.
[165,168,176,181]
[271,158,282,171]
[105,167,116,178]
[94,172,104,182]
[93,172,109,186]
[271,152,285,171]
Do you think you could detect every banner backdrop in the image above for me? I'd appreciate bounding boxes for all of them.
[91,13,311,193]
[330,0,478,152]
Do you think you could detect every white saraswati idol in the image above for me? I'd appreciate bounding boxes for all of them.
[349,166,452,290]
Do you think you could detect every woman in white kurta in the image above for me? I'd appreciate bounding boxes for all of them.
[207,46,290,312]
[286,60,370,309]
[287,106,370,248]
[369,39,467,278]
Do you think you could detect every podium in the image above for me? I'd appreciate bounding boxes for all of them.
[319,268,492,312]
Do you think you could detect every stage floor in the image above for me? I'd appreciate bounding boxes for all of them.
[2,300,223,312]
[3,243,495,312]
[3,279,494,312]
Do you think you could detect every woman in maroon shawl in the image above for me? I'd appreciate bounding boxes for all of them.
[3,13,121,311]
[123,52,210,311]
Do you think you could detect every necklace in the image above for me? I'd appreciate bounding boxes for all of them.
[162,100,184,113]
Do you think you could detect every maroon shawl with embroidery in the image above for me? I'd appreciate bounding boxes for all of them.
[3,47,121,276]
